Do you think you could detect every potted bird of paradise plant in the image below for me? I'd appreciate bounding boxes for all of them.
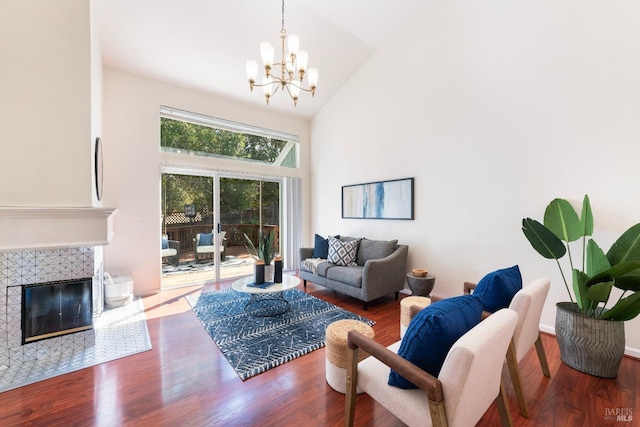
[244,228,278,281]
[522,195,640,377]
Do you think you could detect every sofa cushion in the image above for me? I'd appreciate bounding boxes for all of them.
[317,262,334,277]
[473,265,522,312]
[198,233,213,246]
[357,238,398,266]
[326,266,363,288]
[327,236,359,267]
[162,235,169,250]
[162,248,177,257]
[388,295,483,389]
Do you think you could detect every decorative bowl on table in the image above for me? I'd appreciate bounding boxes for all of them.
[411,269,428,277]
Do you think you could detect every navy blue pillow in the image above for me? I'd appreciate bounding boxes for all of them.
[473,265,522,312]
[198,233,213,246]
[162,235,169,250]
[313,234,339,258]
[389,295,483,389]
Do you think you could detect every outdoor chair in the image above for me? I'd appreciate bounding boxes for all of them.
[194,231,227,263]
[464,278,551,418]
[161,235,180,266]
[345,308,517,427]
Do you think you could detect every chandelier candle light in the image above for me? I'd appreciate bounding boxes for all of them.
[246,0,318,106]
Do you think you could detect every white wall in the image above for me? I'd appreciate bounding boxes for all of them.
[102,68,310,296]
[0,0,95,207]
[310,0,640,355]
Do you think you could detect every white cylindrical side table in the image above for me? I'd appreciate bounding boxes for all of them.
[325,319,375,394]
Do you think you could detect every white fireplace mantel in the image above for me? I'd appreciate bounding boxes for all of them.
[0,207,118,250]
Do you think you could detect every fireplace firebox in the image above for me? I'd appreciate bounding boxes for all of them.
[22,278,93,344]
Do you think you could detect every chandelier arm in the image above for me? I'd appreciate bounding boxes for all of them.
[283,82,295,99]
[251,80,280,88]
[293,86,313,93]
[252,80,313,93]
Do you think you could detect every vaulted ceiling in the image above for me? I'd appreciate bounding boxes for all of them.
[95,0,444,119]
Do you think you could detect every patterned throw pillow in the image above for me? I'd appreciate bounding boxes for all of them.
[327,236,359,266]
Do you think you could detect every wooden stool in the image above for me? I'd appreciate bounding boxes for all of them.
[400,296,431,338]
[325,319,375,394]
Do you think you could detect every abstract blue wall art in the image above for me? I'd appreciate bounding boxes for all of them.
[342,178,414,220]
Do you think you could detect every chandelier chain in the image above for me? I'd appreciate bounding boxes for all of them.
[281,0,285,31]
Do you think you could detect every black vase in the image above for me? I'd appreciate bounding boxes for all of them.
[274,257,283,283]
[254,262,265,284]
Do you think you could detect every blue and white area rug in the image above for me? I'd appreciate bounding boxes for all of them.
[186,288,375,380]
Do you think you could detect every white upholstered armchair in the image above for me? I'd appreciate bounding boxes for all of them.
[345,308,517,427]
[465,277,551,417]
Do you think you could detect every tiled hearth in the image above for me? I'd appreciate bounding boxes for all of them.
[0,247,101,370]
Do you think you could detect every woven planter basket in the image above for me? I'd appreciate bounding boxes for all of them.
[555,302,625,378]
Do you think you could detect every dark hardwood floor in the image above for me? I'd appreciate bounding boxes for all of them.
[1,277,638,426]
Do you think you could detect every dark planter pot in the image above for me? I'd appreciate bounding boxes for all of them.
[555,302,625,378]
[406,274,436,297]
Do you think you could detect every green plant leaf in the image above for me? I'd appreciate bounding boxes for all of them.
[585,239,610,277]
[607,223,640,265]
[245,229,278,265]
[600,291,640,321]
[585,280,613,304]
[522,218,567,259]
[243,233,259,259]
[586,261,640,286]
[573,269,591,310]
[580,195,594,237]
[544,198,583,242]
[613,274,640,292]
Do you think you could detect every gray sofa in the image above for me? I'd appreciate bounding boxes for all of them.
[299,236,408,309]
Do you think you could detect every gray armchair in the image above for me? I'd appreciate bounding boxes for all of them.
[161,235,180,266]
[193,231,227,263]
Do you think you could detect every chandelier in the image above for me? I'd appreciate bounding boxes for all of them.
[246,0,318,106]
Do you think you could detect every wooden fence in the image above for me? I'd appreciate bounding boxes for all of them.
[163,223,279,252]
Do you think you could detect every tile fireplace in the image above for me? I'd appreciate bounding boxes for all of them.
[0,247,103,369]
[0,206,116,370]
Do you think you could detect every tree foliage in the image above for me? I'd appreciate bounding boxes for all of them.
[160,119,282,229]
[161,118,287,163]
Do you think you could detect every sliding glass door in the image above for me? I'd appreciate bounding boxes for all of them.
[219,177,280,279]
[161,171,281,289]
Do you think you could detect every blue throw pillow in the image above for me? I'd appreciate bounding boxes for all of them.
[473,265,522,312]
[162,235,169,250]
[313,234,339,258]
[313,234,329,258]
[388,295,483,389]
[198,233,213,246]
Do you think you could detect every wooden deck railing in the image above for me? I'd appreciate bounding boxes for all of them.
[163,223,279,252]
